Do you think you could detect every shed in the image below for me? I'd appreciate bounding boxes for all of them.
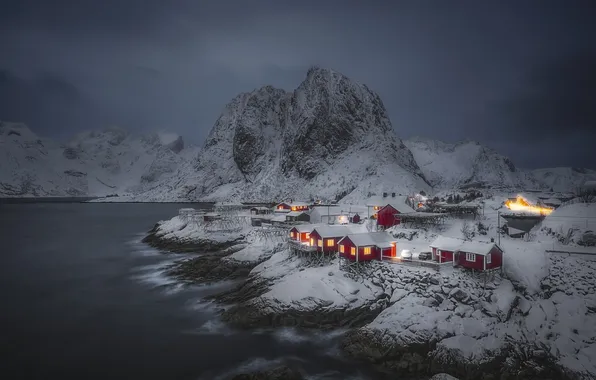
[285,210,311,223]
[351,213,361,224]
[310,225,354,253]
[429,236,465,263]
[338,231,397,261]
[454,241,503,271]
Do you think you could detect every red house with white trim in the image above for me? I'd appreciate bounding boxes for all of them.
[376,202,416,229]
[275,201,310,213]
[429,236,465,263]
[310,225,353,253]
[337,232,397,261]
[454,241,503,271]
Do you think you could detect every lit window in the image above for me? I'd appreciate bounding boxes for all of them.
[364,247,372,255]
[351,247,356,256]
[292,206,297,211]
[327,239,334,247]
[339,245,345,253]
[486,253,492,264]
[466,252,476,262]
[290,232,294,238]
[318,239,323,247]
[310,238,314,246]
[305,233,310,238]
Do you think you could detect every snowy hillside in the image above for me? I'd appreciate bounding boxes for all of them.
[404,136,595,193]
[404,137,541,190]
[131,66,431,202]
[0,121,199,197]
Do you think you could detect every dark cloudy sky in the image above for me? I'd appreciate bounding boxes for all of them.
[1,0,594,169]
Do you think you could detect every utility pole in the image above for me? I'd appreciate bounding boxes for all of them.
[497,211,501,246]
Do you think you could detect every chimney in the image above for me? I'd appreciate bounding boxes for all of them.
[383,192,387,198]
[491,238,494,243]
[391,192,395,198]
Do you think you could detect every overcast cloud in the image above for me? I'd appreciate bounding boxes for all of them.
[1,0,594,168]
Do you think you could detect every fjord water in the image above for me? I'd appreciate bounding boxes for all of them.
[0,203,385,380]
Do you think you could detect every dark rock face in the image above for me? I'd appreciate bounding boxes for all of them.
[165,136,184,153]
[141,223,245,253]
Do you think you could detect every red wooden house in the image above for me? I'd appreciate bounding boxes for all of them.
[337,232,397,262]
[310,225,353,253]
[289,224,322,243]
[454,241,503,271]
[429,236,465,263]
[376,202,416,229]
[275,202,292,212]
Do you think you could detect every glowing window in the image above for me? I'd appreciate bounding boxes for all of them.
[327,239,334,247]
[305,233,310,238]
[310,238,314,246]
[350,247,356,256]
[339,245,345,253]
[318,239,323,247]
[466,252,476,262]
[364,247,372,255]
[290,232,294,238]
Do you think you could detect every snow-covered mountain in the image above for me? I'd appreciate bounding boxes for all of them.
[133,66,431,202]
[403,137,541,190]
[0,121,199,197]
[404,136,596,192]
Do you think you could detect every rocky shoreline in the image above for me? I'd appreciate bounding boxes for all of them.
[143,219,595,380]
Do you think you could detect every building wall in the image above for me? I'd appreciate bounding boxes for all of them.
[322,237,342,253]
[310,230,322,249]
[485,246,503,270]
[289,228,299,240]
[338,237,356,260]
[381,246,395,258]
[276,203,291,211]
[358,246,380,261]
[456,251,485,270]
[377,205,400,228]
[431,247,454,262]
[296,213,310,222]
[299,232,310,242]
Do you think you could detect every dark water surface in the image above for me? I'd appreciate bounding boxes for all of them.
[0,203,385,380]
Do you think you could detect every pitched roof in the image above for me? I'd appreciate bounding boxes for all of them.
[290,202,310,207]
[310,206,348,216]
[456,241,501,255]
[311,225,354,238]
[340,231,396,247]
[291,224,323,233]
[429,236,465,251]
[381,201,416,214]
[250,206,270,211]
[271,214,287,222]
[286,210,309,217]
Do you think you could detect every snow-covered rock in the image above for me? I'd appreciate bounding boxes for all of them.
[0,121,198,197]
[130,67,431,202]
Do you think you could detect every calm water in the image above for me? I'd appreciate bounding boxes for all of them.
[0,203,386,380]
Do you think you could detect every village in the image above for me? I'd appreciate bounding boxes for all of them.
[177,184,596,280]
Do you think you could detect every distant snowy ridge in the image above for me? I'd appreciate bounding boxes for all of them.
[0,121,199,197]
[404,136,596,192]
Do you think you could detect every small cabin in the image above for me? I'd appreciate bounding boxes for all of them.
[250,206,272,215]
[289,224,322,243]
[310,225,353,253]
[274,202,292,213]
[289,202,310,212]
[454,241,503,271]
[338,232,397,262]
[429,236,465,263]
[350,213,361,224]
[286,211,310,223]
[376,201,416,229]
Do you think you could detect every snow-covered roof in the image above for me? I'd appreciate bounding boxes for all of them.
[271,214,287,222]
[456,241,500,255]
[429,236,465,251]
[310,206,348,216]
[507,226,525,235]
[339,231,396,248]
[290,202,310,207]
[381,202,416,214]
[286,210,308,217]
[250,206,271,211]
[312,225,354,238]
[365,196,385,206]
[291,224,323,233]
